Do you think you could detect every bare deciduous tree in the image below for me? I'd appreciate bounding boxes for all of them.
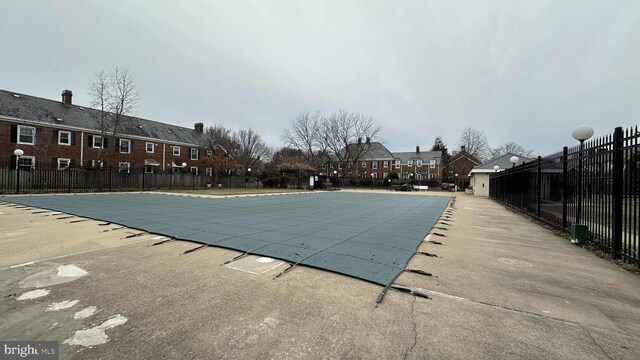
[203,124,238,155]
[458,127,489,161]
[319,110,381,177]
[89,67,139,166]
[281,111,325,167]
[235,128,269,173]
[490,141,534,159]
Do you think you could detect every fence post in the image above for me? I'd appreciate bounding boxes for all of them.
[562,146,568,230]
[521,162,525,209]
[108,166,112,192]
[68,167,72,193]
[536,156,541,217]
[142,169,145,191]
[612,127,624,260]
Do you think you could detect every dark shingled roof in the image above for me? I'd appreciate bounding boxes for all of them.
[334,142,395,160]
[0,89,205,145]
[392,150,442,163]
[471,153,532,172]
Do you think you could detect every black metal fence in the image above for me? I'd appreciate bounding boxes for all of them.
[0,163,260,194]
[490,126,639,267]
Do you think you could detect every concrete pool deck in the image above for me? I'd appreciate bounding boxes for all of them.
[1,192,639,359]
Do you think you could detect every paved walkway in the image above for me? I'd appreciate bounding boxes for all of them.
[1,192,639,359]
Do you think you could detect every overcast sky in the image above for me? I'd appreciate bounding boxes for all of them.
[1,0,638,155]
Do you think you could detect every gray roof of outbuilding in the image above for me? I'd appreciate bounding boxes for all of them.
[0,89,205,145]
[392,151,442,162]
[471,153,532,172]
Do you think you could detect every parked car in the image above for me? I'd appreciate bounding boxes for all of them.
[389,183,415,191]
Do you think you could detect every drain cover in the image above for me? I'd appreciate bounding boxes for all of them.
[256,257,274,263]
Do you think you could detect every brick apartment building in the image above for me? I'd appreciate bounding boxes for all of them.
[326,142,443,181]
[0,89,221,176]
[442,146,481,189]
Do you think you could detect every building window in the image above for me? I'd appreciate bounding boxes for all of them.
[372,173,378,179]
[146,142,154,153]
[18,156,36,169]
[17,125,36,145]
[383,172,388,178]
[407,160,413,166]
[448,165,454,172]
[338,162,342,169]
[416,160,423,167]
[190,166,198,175]
[58,131,71,145]
[448,176,453,180]
[383,161,388,168]
[190,148,199,160]
[348,162,353,168]
[429,174,437,179]
[118,162,130,173]
[93,136,103,149]
[372,161,378,169]
[144,166,154,174]
[417,174,422,180]
[395,160,400,169]
[430,160,436,168]
[119,139,131,154]
[361,161,366,168]
[57,158,70,169]
[206,149,213,156]
[173,146,180,156]
[205,167,212,176]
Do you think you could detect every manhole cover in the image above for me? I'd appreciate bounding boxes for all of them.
[256,257,274,263]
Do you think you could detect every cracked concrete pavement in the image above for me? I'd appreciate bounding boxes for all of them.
[1,192,639,359]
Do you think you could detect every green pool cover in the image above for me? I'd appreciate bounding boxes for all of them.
[5,192,450,286]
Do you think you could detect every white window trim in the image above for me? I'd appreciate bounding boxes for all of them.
[146,142,155,153]
[383,161,388,168]
[173,146,180,156]
[190,166,198,175]
[372,161,378,169]
[206,149,213,156]
[17,125,36,145]
[361,161,366,168]
[407,160,413,166]
[57,158,71,169]
[144,166,154,174]
[416,160,423,167]
[205,167,213,176]
[430,160,436,169]
[18,155,36,169]
[118,162,130,173]
[119,139,131,154]
[58,131,71,146]
[93,135,103,149]
[395,160,401,169]
[190,148,199,160]
[383,172,388,178]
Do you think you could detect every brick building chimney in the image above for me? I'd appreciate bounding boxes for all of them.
[194,123,204,133]
[416,146,420,153]
[61,90,72,105]
[461,145,466,151]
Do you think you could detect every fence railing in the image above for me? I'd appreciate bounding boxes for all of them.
[0,163,260,194]
[490,126,639,267]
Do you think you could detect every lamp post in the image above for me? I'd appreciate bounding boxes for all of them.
[509,156,519,204]
[493,165,500,172]
[246,168,251,189]
[572,125,594,225]
[13,149,23,194]
[181,162,187,190]
[454,173,458,192]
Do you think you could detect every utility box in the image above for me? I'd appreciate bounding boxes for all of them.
[570,224,588,244]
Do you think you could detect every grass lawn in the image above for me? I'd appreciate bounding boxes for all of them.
[159,188,309,196]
